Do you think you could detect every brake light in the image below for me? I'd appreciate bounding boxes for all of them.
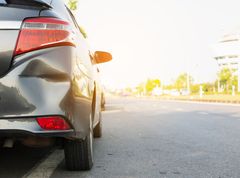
[14,17,75,56]
[36,116,71,130]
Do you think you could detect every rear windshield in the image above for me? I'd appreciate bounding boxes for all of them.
[0,0,6,4]
[2,0,51,8]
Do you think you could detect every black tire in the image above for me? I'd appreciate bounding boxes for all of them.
[64,121,93,171]
[0,138,4,149]
[94,112,102,138]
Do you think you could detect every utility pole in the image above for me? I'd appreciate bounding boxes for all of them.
[238,63,240,93]
[217,63,221,93]
[218,78,220,93]
[187,72,190,93]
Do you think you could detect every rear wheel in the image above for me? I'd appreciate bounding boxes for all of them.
[94,112,102,138]
[101,93,105,111]
[64,119,93,171]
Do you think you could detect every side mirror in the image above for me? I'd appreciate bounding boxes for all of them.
[94,51,112,64]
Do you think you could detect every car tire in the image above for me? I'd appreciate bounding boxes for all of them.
[64,120,93,171]
[94,112,102,138]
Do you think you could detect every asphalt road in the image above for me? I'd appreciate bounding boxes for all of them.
[2,97,240,178]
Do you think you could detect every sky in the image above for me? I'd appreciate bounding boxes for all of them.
[74,0,240,89]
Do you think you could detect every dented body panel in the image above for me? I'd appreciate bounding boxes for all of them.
[0,46,96,139]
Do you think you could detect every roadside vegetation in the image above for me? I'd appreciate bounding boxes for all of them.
[113,67,240,103]
[68,0,78,10]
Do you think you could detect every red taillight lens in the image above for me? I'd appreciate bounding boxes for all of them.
[14,17,75,56]
[36,116,71,130]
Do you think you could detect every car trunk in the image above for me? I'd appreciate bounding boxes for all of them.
[0,5,41,77]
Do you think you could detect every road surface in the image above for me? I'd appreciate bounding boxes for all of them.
[2,97,240,178]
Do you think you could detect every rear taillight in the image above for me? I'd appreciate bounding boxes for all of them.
[14,17,75,56]
[36,116,71,130]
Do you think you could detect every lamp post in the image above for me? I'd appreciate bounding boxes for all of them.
[187,72,190,93]
[238,63,240,93]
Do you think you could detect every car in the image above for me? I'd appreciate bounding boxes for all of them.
[180,89,190,96]
[170,89,180,96]
[0,0,112,171]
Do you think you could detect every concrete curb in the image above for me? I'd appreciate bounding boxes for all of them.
[157,97,240,104]
[116,95,240,105]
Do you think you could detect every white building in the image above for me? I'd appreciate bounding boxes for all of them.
[213,32,240,92]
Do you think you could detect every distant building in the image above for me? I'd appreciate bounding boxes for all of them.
[213,32,240,92]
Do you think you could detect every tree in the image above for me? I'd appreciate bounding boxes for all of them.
[136,79,161,95]
[232,75,238,90]
[68,0,78,11]
[145,79,161,94]
[218,68,235,92]
[67,0,88,39]
[174,73,193,90]
[79,26,88,39]
[136,83,145,95]
[202,83,215,93]
[190,84,200,94]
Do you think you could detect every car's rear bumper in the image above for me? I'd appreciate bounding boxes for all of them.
[0,117,75,137]
[0,46,93,139]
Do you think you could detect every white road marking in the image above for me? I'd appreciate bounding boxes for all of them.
[198,112,209,115]
[176,108,184,111]
[161,106,168,109]
[23,149,63,178]
[231,114,240,118]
